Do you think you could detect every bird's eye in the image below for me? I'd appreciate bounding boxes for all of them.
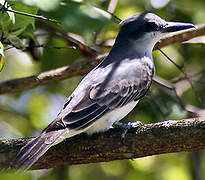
[147,21,159,30]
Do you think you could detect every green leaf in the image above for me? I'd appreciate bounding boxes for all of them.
[0,1,36,37]
[10,1,38,30]
[0,42,5,72]
[7,6,15,24]
[45,1,111,41]
[0,0,15,24]
[9,26,26,36]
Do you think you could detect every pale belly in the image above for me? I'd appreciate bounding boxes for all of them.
[53,100,139,146]
[85,100,139,134]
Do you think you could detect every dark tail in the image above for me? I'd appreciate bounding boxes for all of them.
[10,130,66,171]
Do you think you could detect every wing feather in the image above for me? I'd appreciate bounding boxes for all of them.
[66,105,109,130]
[64,103,100,123]
[59,79,151,131]
[47,61,153,132]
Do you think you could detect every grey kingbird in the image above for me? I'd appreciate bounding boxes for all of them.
[11,12,194,170]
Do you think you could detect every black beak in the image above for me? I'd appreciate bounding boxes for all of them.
[162,21,195,33]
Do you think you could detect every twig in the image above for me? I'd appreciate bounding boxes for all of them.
[4,44,77,51]
[158,48,203,108]
[105,10,121,23]
[36,21,103,57]
[1,118,205,170]
[153,76,186,109]
[0,0,57,23]
[152,77,197,117]
[7,9,57,22]
[172,70,205,83]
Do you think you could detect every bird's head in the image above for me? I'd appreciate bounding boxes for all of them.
[118,12,194,46]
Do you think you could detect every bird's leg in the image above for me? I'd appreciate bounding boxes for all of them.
[114,121,142,142]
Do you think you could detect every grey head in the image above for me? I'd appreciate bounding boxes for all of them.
[119,12,194,42]
[112,12,194,55]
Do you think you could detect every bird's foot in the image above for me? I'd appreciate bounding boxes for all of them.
[114,121,142,142]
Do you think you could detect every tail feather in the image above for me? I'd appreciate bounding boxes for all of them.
[11,130,67,170]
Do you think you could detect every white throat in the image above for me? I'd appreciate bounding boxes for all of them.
[131,32,162,58]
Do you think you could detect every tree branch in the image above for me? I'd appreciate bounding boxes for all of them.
[0,118,205,170]
[0,24,205,95]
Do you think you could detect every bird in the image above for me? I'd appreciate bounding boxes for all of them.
[10,12,194,170]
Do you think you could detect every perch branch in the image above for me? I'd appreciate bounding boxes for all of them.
[0,117,205,170]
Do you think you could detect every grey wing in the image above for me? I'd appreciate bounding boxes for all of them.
[45,63,153,132]
[89,76,152,110]
[53,79,151,132]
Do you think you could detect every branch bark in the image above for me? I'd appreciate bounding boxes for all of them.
[0,58,102,95]
[0,24,205,95]
[0,117,205,170]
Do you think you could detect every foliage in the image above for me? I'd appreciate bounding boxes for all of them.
[0,0,205,179]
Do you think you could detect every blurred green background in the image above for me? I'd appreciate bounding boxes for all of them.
[0,0,205,179]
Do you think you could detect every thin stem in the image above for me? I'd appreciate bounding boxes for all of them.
[153,77,186,109]
[157,48,203,108]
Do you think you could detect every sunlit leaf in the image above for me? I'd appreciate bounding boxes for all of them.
[16,0,60,11]
[0,0,16,24]
[9,1,38,30]
[0,42,5,71]
[7,3,15,24]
